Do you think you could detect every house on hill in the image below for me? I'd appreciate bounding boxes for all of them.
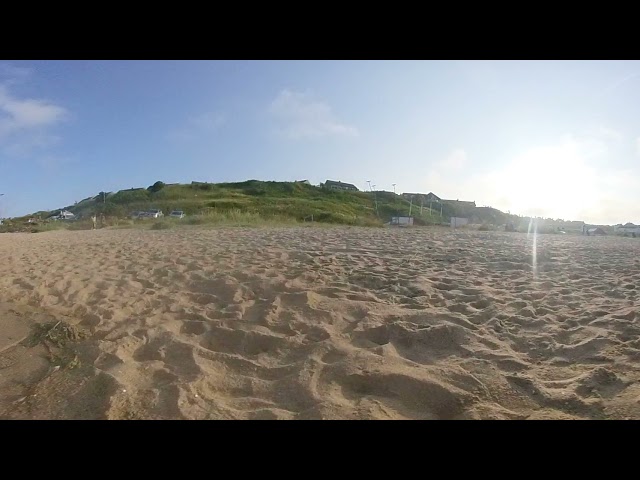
[323,180,359,192]
[587,227,607,236]
[443,199,476,209]
[615,222,640,236]
[401,193,476,209]
[402,192,441,203]
[49,210,75,221]
[424,192,441,203]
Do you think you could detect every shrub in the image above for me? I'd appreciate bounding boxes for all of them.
[148,181,166,193]
[150,221,172,230]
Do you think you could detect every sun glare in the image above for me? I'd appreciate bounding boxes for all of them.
[494,141,598,220]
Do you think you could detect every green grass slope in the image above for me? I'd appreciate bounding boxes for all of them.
[37,180,451,227]
[3,179,565,232]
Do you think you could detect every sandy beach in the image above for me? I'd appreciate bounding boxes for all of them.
[1,226,639,419]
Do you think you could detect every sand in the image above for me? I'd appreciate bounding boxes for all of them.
[0,226,639,419]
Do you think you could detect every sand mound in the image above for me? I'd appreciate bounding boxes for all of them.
[1,227,639,419]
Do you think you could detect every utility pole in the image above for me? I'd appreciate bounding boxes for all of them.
[392,183,396,195]
[372,184,379,217]
[367,181,379,217]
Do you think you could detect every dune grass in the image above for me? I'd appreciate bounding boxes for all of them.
[6,179,511,231]
[32,180,442,229]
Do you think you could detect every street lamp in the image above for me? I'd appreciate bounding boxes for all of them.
[392,184,396,194]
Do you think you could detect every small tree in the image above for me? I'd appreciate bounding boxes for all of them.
[148,181,166,193]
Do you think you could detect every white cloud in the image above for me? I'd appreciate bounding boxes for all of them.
[269,89,358,139]
[168,111,225,142]
[35,153,75,170]
[0,85,67,138]
[0,84,68,158]
[2,133,62,157]
[0,63,32,83]
[190,112,225,131]
[596,125,622,142]
[439,148,467,171]
[602,72,640,97]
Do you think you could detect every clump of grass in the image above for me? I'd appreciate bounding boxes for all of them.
[30,222,69,233]
[66,220,95,231]
[185,216,206,225]
[25,321,87,369]
[150,220,173,230]
[191,209,299,227]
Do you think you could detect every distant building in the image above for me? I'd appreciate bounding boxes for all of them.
[402,192,441,203]
[324,180,359,192]
[615,223,640,236]
[443,199,477,209]
[401,192,475,209]
[49,210,75,221]
[587,227,607,236]
[451,217,469,228]
[424,192,442,203]
[390,216,414,226]
[296,180,311,185]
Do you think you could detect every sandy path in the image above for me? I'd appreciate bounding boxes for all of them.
[0,226,639,419]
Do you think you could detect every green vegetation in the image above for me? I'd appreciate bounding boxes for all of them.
[3,180,450,232]
[147,181,166,193]
[2,179,600,234]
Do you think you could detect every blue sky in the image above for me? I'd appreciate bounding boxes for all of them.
[1,60,639,224]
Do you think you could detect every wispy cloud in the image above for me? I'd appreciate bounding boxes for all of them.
[0,82,68,159]
[0,62,32,85]
[2,133,62,157]
[269,89,358,139]
[438,148,467,171]
[35,153,76,170]
[168,111,226,142]
[602,72,640,97]
[0,85,67,138]
[596,125,622,142]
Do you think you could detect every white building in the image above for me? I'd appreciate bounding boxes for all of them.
[615,223,640,236]
[450,217,469,228]
[390,216,414,226]
[50,210,76,221]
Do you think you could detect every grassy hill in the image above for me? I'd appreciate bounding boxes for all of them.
[2,180,456,231]
[1,179,600,233]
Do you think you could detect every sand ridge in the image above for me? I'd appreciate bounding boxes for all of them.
[1,226,639,419]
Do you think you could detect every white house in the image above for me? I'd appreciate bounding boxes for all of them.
[390,216,414,226]
[615,223,640,236]
[50,210,75,221]
[451,217,469,228]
